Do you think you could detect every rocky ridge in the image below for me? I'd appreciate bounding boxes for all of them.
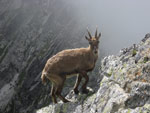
[36,33,150,113]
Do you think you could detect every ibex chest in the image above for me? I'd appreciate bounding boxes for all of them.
[87,56,98,70]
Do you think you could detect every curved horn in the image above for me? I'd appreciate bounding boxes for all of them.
[87,28,92,39]
[97,33,101,39]
[95,28,97,38]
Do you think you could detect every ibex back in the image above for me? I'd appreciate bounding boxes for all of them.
[41,29,101,103]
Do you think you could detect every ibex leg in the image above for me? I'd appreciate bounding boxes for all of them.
[81,71,89,94]
[55,76,70,103]
[46,74,65,103]
[50,83,57,103]
[73,74,82,94]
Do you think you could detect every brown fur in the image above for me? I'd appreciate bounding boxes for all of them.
[41,29,101,103]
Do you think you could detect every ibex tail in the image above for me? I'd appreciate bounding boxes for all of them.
[41,73,47,85]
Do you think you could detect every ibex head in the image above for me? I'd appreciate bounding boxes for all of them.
[85,28,101,54]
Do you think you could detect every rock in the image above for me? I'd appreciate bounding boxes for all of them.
[36,34,150,113]
[142,33,150,42]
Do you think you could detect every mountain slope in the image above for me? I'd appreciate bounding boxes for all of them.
[0,0,90,113]
[37,33,150,113]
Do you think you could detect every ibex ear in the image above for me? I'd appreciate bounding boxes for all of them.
[85,36,91,42]
[97,33,101,40]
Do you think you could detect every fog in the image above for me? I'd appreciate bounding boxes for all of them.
[4,0,150,56]
[66,0,150,55]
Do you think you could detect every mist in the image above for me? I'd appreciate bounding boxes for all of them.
[66,0,150,56]
[3,0,150,56]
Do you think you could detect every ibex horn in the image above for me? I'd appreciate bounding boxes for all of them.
[97,33,101,39]
[87,28,92,39]
[95,27,98,38]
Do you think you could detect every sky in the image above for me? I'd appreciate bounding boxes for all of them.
[66,0,150,55]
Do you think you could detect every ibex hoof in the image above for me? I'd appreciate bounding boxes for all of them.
[82,88,89,94]
[63,99,70,103]
[74,89,79,94]
[54,101,57,104]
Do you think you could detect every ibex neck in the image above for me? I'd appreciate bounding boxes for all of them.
[88,45,93,50]
[88,45,99,55]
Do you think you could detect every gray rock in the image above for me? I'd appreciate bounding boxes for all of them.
[36,35,150,113]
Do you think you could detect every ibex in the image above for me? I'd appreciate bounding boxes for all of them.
[41,29,101,103]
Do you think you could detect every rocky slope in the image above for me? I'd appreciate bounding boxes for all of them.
[0,0,101,113]
[36,33,150,113]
